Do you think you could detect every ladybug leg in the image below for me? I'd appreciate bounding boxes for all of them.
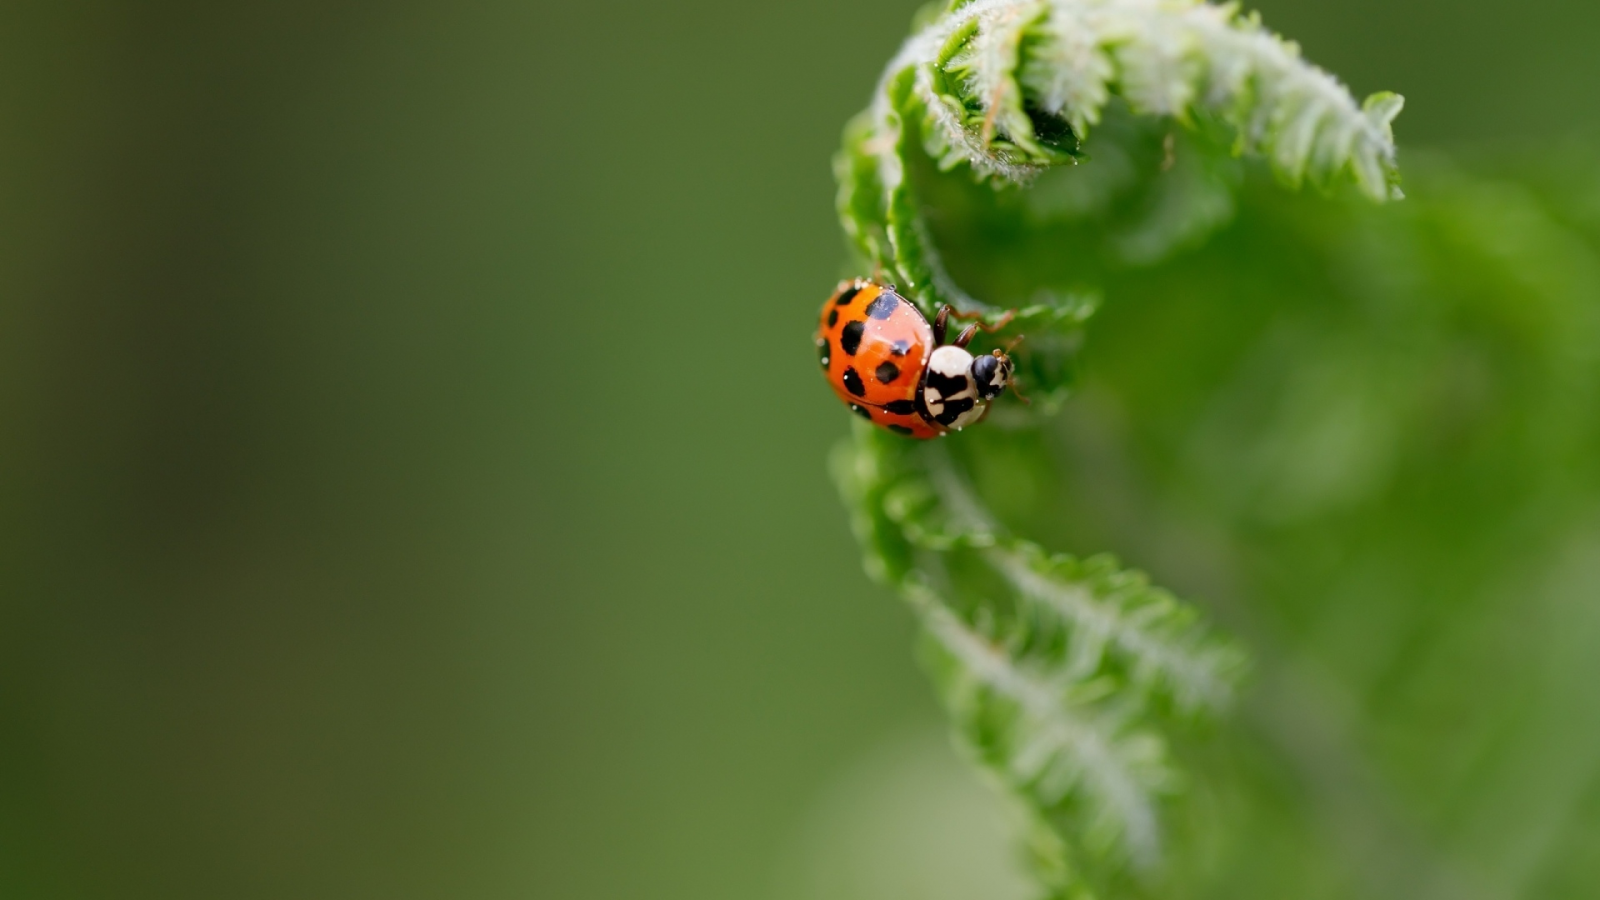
[933,304,952,345]
[947,307,1017,332]
[954,314,1025,350]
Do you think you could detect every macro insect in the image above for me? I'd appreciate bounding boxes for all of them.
[816,279,1019,438]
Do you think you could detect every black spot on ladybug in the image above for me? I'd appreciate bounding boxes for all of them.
[842,367,866,396]
[865,292,899,319]
[933,396,975,426]
[850,404,872,420]
[875,361,900,384]
[827,309,838,328]
[925,368,969,400]
[817,337,830,369]
[839,321,865,356]
[924,367,978,426]
[888,424,914,435]
[835,285,861,306]
[890,340,910,356]
[884,399,917,414]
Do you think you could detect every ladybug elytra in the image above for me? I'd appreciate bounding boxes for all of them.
[816,279,1017,438]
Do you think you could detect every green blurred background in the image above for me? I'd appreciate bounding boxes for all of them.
[1,1,1597,898]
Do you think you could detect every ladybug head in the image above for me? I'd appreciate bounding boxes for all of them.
[971,349,1016,401]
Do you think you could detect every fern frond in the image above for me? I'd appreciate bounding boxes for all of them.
[907,580,1171,867]
[914,448,1245,715]
[832,425,1245,893]
[947,3,1049,151]
[826,2,1409,894]
[839,0,1404,314]
[989,546,1243,714]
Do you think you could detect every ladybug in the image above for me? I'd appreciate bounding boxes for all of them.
[816,279,1017,438]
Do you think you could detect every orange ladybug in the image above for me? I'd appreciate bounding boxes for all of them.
[816,279,1017,438]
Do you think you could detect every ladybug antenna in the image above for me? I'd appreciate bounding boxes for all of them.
[1010,377,1032,406]
[1003,333,1027,353]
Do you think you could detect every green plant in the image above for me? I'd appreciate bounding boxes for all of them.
[829,2,1600,899]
